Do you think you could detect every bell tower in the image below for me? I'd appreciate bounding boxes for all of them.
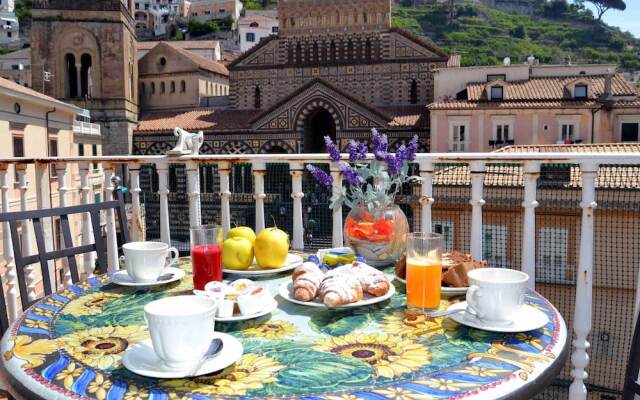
[31,0,139,155]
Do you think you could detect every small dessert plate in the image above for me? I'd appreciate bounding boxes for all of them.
[278,281,395,309]
[446,301,549,333]
[111,267,185,287]
[223,254,303,276]
[394,275,467,296]
[122,332,243,379]
[216,297,279,322]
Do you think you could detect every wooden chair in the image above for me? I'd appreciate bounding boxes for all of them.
[0,187,130,336]
[624,314,640,399]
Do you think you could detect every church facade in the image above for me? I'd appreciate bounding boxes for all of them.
[133,0,450,155]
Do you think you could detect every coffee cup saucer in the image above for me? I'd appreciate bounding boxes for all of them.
[111,266,185,287]
[446,301,549,333]
[122,332,243,379]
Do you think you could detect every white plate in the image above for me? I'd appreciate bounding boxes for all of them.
[394,275,467,296]
[446,301,549,333]
[223,254,303,276]
[278,280,395,309]
[215,297,279,322]
[122,332,243,379]
[111,267,185,287]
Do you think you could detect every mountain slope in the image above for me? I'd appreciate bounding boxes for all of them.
[392,3,640,70]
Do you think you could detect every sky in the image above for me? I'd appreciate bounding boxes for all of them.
[583,1,640,38]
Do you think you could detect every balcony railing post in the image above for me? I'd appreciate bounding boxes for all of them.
[35,162,56,293]
[16,165,37,301]
[0,164,19,321]
[469,161,486,260]
[289,162,304,250]
[219,162,231,238]
[419,159,434,233]
[156,161,171,246]
[186,161,202,229]
[521,161,540,289]
[128,163,144,242]
[56,162,73,286]
[252,160,266,233]
[569,161,599,400]
[79,162,96,278]
[103,164,119,271]
[330,162,343,248]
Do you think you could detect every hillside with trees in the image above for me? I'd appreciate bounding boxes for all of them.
[393,0,639,70]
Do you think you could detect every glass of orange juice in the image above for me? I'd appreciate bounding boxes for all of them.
[406,232,443,313]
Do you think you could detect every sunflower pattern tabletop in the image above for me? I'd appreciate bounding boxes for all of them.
[1,256,568,400]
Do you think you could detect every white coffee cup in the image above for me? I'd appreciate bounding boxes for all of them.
[122,241,179,283]
[466,268,529,324]
[144,295,218,369]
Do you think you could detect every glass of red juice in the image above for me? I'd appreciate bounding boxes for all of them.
[190,224,223,290]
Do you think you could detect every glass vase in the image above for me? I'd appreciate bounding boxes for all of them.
[344,204,409,267]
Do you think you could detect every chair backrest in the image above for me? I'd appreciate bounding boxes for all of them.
[0,188,130,334]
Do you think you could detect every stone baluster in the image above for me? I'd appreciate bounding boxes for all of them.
[156,161,171,246]
[289,162,305,250]
[0,164,19,321]
[16,165,37,301]
[219,162,231,238]
[469,161,486,260]
[252,160,266,233]
[521,162,540,289]
[35,162,56,292]
[569,161,598,400]
[78,162,96,278]
[187,161,202,229]
[330,162,343,247]
[419,159,434,233]
[128,163,144,242]
[56,162,73,287]
[103,165,118,271]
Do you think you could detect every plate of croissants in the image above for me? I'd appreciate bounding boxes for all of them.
[279,261,395,308]
[394,250,487,296]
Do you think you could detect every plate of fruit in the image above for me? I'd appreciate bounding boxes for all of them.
[222,226,303,276]
[195,279,279,322]
[394,250,487,296]
[279,261,395,309]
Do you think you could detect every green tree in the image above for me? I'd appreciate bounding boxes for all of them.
[586,0,626,22]
[14,0,32,26]
[511,24,527,39]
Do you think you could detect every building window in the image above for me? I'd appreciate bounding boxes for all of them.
[80,53,92,98]
[140,82,145,96]
[538,227,570,283]
[450,124,467,152]
[92,144,98,170]
[560,123,577,142]
[13,136,24,182]
[409,80,418,104]
[64,53,78,98]
[433,221,454,252]
[487,74,506,82]
[151,82,156,94]
[94,192,101,203]
[621,122,639,142]
[574,84,587,99]
[490,86,503,101]
[160,81,165,94]
[246,32,255,42]
[204,10,210,14]
[170,81,175,93]
[78,143,84,156]
[495,124,511,144]
[254,86,261,109]
[482,224,508,268]
[49,139,58,177]
[272,26,279,33]
[180,80,186,92]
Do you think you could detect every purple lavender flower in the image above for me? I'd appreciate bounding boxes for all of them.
[348,140,368,162]
[405,135,419,161]
[340,162,364,186]
[306,165,333,187]
[385,154,403,176]
[370,128,388,161]
[324,136,341,161]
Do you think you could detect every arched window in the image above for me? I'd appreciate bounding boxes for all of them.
[254,86,261,109]
[64,53,78,98]
[410,80,418,104]
[312,42,319,63]
[347,39,354,61]
[287,42,294,64]
[151,82,156,94]
[181,80,186,92]
[296,42,302,64]
[365,39,372,60]
[330,40,337,62]
[80,54,92,98]
[160,81,166,94]
[170,81,175,93]
[141,82,146,96]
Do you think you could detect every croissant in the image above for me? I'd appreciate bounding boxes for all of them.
[320,272,363,307]
[292,262,324,302]
[332,263,391,297]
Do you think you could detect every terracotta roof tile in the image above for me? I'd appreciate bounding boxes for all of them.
[138,40,219,50]
[0,48,30,60]
[134,108,260,133]
[163,42,228,76]
[379,105,429,128]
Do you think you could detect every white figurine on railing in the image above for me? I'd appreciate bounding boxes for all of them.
[166,127,204,155]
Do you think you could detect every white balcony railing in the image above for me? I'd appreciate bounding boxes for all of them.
[72,121,101,136]
[0,152,639,400]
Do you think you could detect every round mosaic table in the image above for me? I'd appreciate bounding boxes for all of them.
[0,257,568,400]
